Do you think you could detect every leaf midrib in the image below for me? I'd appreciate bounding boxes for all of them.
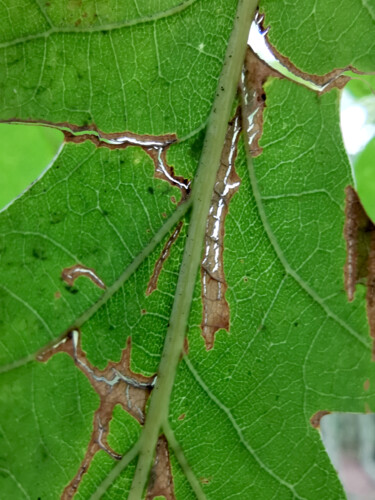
[92,1,259,497]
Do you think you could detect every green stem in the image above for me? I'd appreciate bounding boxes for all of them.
[89,442,141,500]
[163,420,207,500]
[72,197,192,330]
[128,1,258,498]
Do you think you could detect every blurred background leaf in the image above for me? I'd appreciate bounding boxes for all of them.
[0,124,63,210]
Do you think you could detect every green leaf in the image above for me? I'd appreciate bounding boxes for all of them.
[345,73,375,99]
[0,1,374,499]
[354,136,375,220]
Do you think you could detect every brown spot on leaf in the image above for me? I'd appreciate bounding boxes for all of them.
[146,222,183,296]
[183,336,189,356]
[38,331,155,498]
[344,186,375,358]
[199,477,212,485]
[54,291,61,299]
[146,435,176,500]
[61,263,106,290]
[177,413,186,421]
[364,379,370,391]
[200,111,242,350]
[310,410,331,429]
[239,47,281,157]
[344,186,372,301]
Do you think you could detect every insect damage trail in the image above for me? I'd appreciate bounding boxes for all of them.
[37,331,155,498]
[5,118,192,200]
[240,46,281,156]
[63,127,191,202]
[250,11,351,93]
[200,111,242,350]
[242,11,350,158]
[344,186,367,302]
[146,147,191,202]
[146,435,176,500]
[344,186,375,359]
[146,221,184,296]
[61,264,106,290]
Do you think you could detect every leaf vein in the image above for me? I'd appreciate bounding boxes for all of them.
[184,357,308,499]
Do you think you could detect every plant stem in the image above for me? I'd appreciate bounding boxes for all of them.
[127,1,258,498]
[90,442,141,500]
[163,420,207,500]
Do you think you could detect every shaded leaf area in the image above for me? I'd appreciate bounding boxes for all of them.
[260,0,375,74]
[167,81,375,498]
[0,0,237,136]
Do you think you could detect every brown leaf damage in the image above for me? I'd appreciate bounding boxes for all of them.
[240,47,281,157]
[367,230,375,358]
[146,146,191,202]
[61,263,106,290]
[37,331,155,498]
[146,221,183,296]
[63,127,191,201]
[200,111,242,350]
[241,11,357,157]
[344,186,372,301]
[146,435,176,500]
[310,410,331,429]
[3,118,191,201]
[253,11,351,92]
[344,186,375,358]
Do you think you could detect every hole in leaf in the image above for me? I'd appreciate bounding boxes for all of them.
[0,124,63,210]
[321,413,375,497]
